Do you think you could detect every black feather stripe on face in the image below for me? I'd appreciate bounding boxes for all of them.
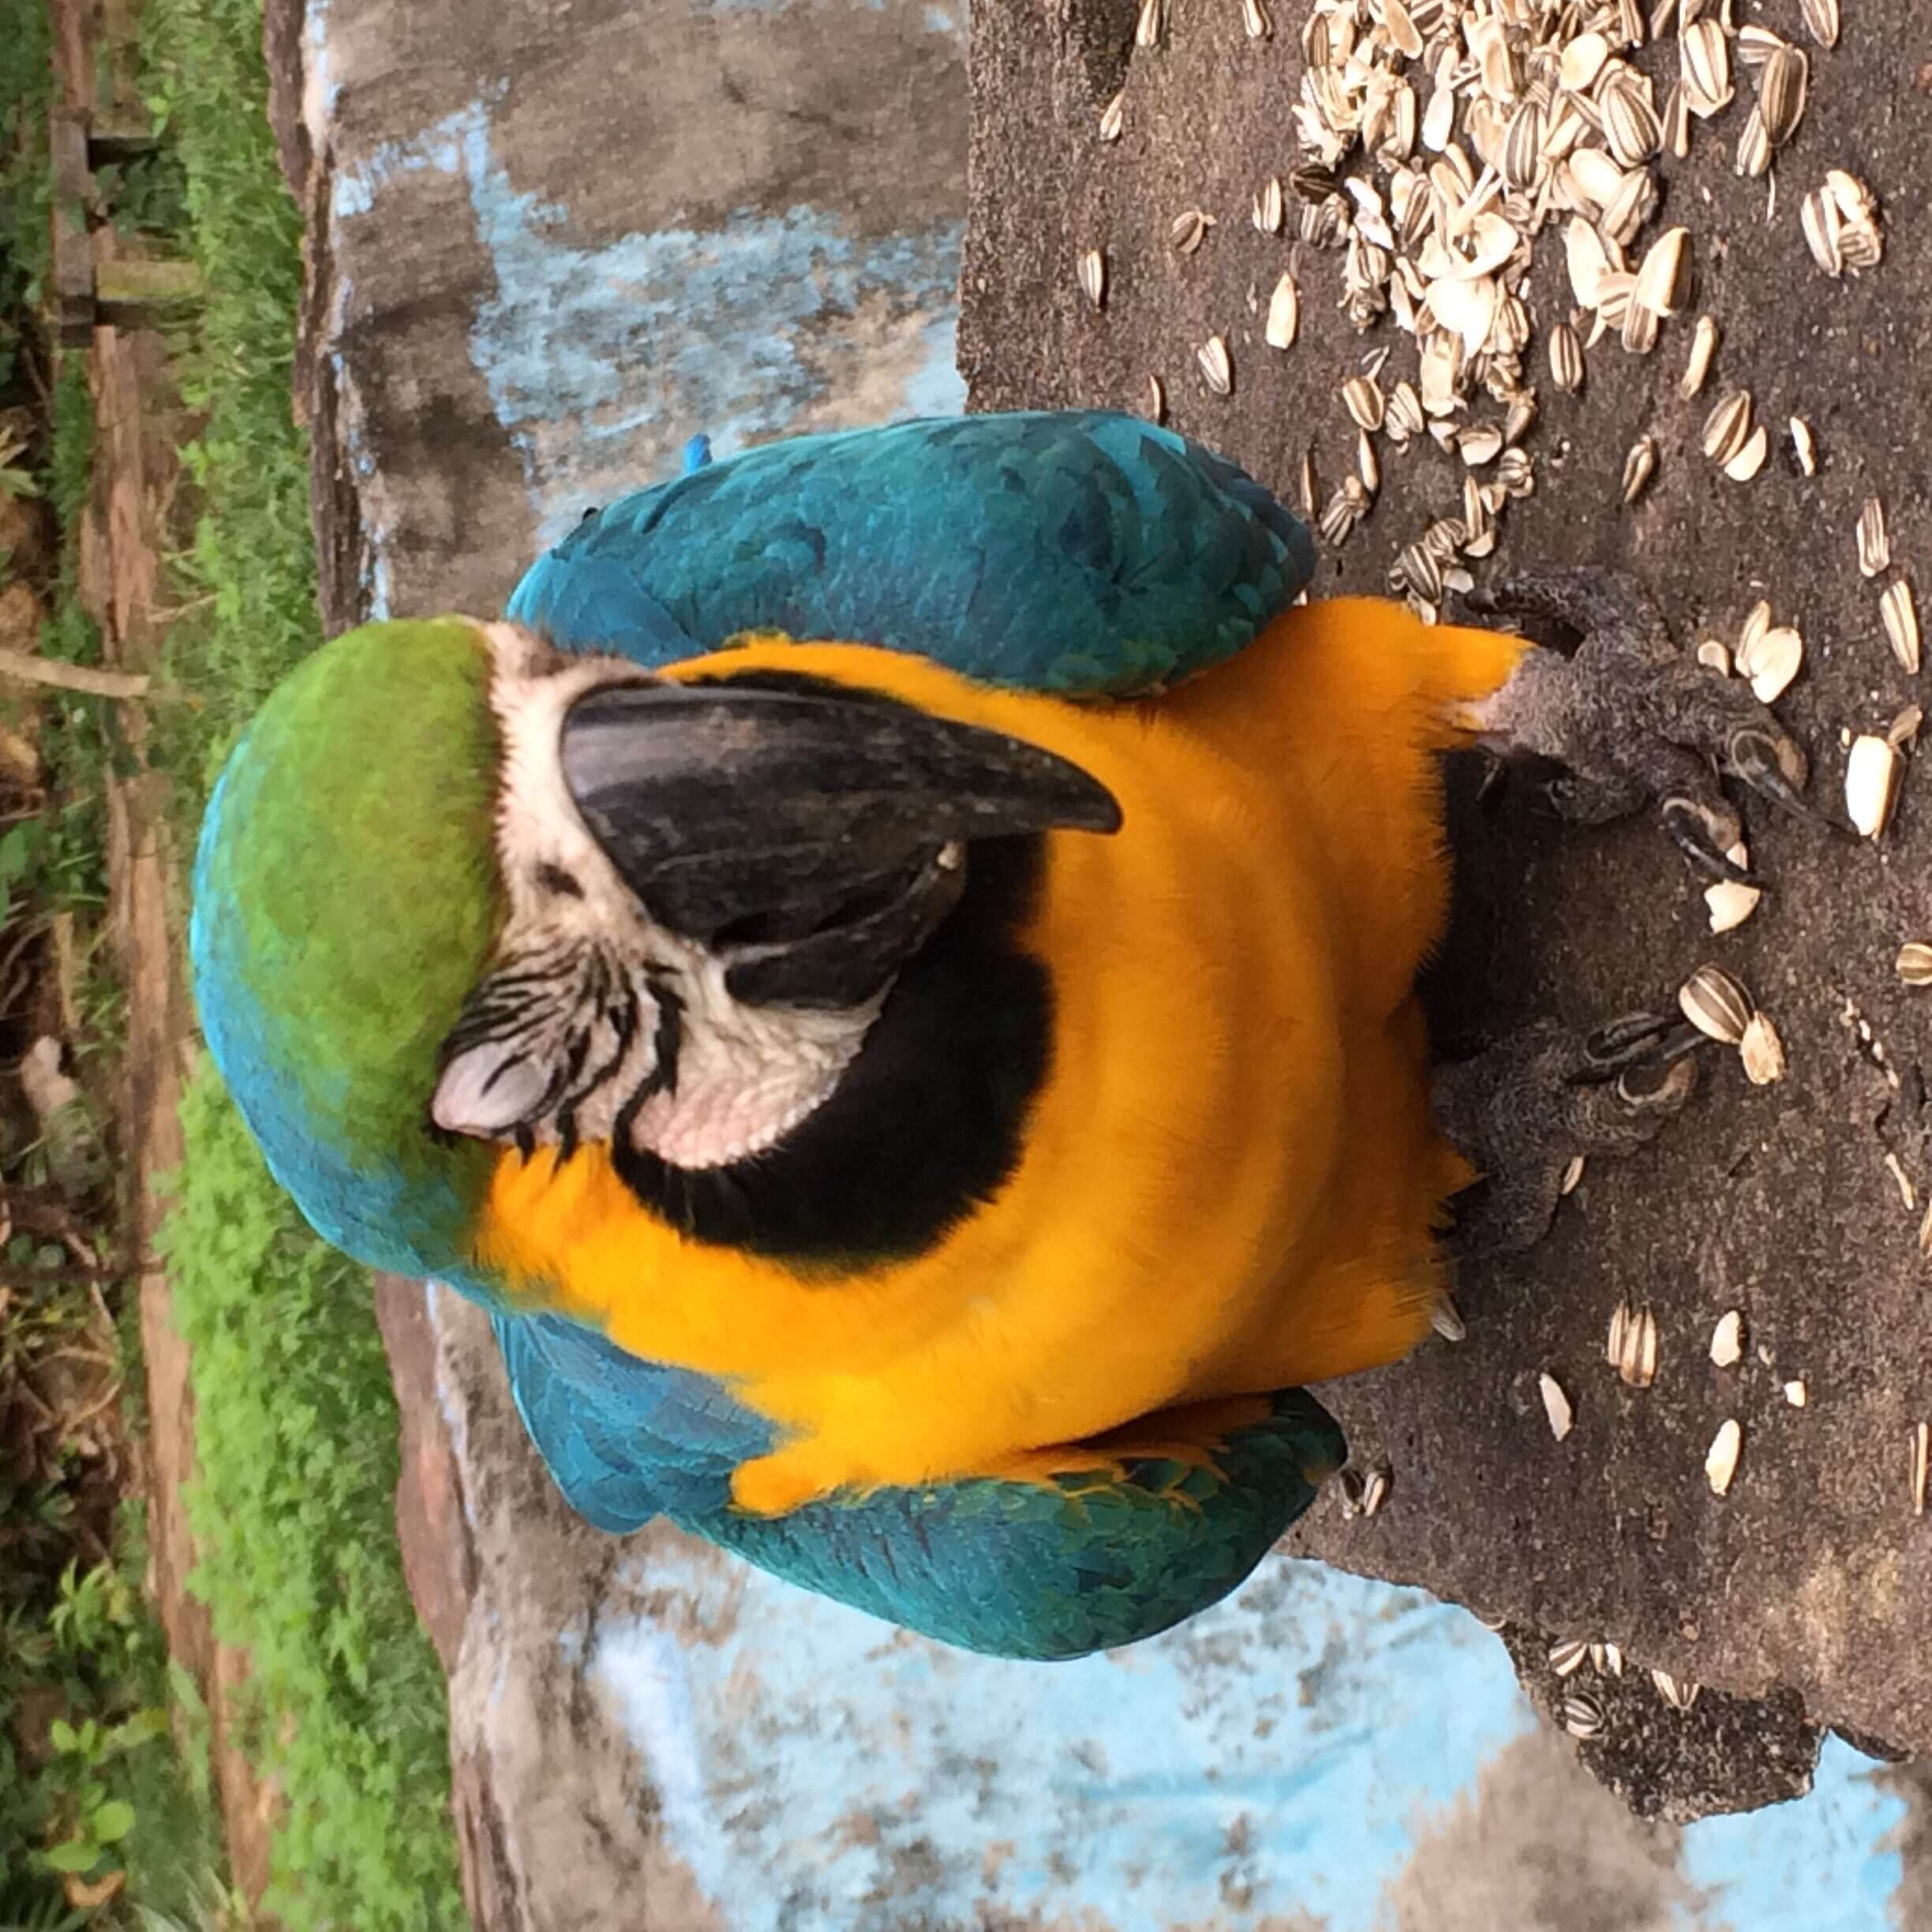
[608,835,1052,1269]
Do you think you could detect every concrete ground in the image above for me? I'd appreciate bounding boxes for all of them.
[264,0,1926,1919]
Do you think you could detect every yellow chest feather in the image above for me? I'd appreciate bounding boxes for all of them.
[473,608,1526,1509]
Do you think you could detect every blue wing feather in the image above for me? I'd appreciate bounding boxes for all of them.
[506,410,1314,696]
[499,1300,1344,1659]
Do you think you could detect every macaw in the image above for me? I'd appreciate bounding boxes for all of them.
[190,411,1814,1660]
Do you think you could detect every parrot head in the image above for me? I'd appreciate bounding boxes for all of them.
[191,617,1121,1278]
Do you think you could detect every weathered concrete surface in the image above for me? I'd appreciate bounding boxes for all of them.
[962,0,1931,1811]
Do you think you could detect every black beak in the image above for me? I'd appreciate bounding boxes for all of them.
[560,672,1121,1005]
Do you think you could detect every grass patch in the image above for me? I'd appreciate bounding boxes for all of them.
[158,1069,465,1929]
[129,1,467,1924]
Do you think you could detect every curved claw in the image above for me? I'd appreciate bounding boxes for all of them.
[1726,725,1825,826]
[1615,1050,1699,1110]
[1661,798,1762,885]
[1572,1011,1706,1086]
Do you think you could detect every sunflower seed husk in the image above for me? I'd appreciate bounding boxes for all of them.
[1859,496,1891,577]
[1561,30,1612,91]
[1290,162,1340,204]
[1887,1152,1918,1212]
[1680,964,1754,1044]
[1846,733,1903,839]
[1337,1466,1365,1517]
[1743,624,1803,703]
[1759,45,1809,146]
[1697,638,1733,675]
[1617,1303,1659,1388]
[1882,580,1920,676]
[1563,1692,1605,1739]
[1077,249,1106,308]
[1196,335,1233,395]
[1342,374,1387,431]
[1549,1636,1590,1676]
[1602,82,1662,168]
[1679,315,1720,399]
[1299,447,1317,517]
[1172,208,1216,255]
[1777,1377,1807,1408]
[1915,1421,1929,1517]
[1538,1372,1574,1443]
[1360,1465,1390,1517]
[1253,175,1285,234]
[1791,416,1818,476]
[1653,1669,1701,1712]
[1432,1295,1467,1342]
[1802,188,1844,275]
[1358,430,1381,495]
[1619,436,1657,506]
[1383,0,1424,58]
[1711,1309,1745,1368]
[1561,1154,1586,1196]
[1593,1642,1624,1679]
[1681,19,1732,116]
[1891,705,1923,751]
[1735,107,1773,178]
[1703,390,1754,465]
[1144,374,1166,424]
[1134,0,1163,48]
[1503,393,1537,446]
[1458,424,1505,467]
[1740,25,1788,68]
[1241,0,1271,39]
[1606,1300,1630,1368]
[1705,1417,1743,1496]
[1549,321,1585,394]
[1724,424,1770,483]
[1099,89,1125,141]
[1801,0,1840,47]
[1705,846,1762,934]
[1897,942,1932,986]
[1264,272,1301,350]
[1739,598,1774,663]
[1740,1011,1788,1085]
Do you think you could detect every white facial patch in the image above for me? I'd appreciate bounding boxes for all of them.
[432,624,882,1169]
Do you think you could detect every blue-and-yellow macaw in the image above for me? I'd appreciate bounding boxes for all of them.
[191,412,1814,1659]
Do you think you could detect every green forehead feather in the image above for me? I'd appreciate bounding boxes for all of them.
[191,618,507,1263]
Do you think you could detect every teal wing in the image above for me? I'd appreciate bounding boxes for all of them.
[497,1310,1344,1661]
[505,410,1316,696]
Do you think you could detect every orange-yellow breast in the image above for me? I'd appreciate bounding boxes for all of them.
[474,603,1528,1512]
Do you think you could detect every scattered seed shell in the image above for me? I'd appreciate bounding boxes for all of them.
[1077,249,1106,308]
[1342,374,1387,432]
[1539,1372,1574,1443]
[1680,316,1719,399]
[1134,0,1163,48]
[1560,1154,1586,1197]
[1360,1465,1390,1518]
[1889,705,1923,751]
[1703,391,1754,466]
[1432,1296,1466,1342]
[1633,227,1690,316]
[1740,1012,1787,1085]
[1680,964,1754,1045]
[1881,580,1920,676]
[1859,496,1890,578]
[1241,0,1271,39]
[1144,374,1165,423]
[1196,334,1234,395]
[1801,0,1839,47]
[1705,1418,1743,1496]
[1725,424,1770,483]
[1622,436,1657,505]
[1549,322,1585,394]
[1653,1669,1701,1712]
[1265,271,1300,350]
[1845,734,1904,839]
[1744,625,1803,703]
[1915,1422,1929,1518]
[1550,1636,1590,1677]
[1253,175,1285,234]
[1896,942,1932,986]
[1705,855,1762,934]
[1563,1692,1605,1739]
[1791,417,1818,476]
[1098,90,1125,141]
[1697,638,1733,675]
[1617,1303,1659,1388]
[1784,1378,1808,1407]
[1711,1310,1745,1368]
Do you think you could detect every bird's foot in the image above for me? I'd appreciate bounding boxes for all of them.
[1462,565,1822,882]
[1431,1009,1704,1260]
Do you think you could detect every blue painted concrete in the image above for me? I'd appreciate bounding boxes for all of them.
[590,1553,1532,1931]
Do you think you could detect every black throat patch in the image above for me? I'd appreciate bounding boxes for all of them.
[608,836,1053,1268]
